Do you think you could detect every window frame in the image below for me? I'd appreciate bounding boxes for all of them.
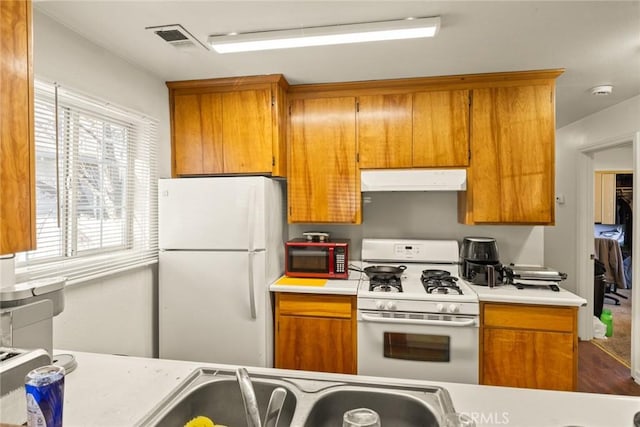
[15,81,158,284]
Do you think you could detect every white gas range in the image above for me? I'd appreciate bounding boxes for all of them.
[356,238,480,384]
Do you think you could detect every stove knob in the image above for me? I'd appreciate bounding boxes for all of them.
[375,300,386,310]
[386,301,397,311]
[447,304,460,314]
[436,303,445,313]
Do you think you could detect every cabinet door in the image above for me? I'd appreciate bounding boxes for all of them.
[288,97,360,223]
[594,171,603,223]
[598,172,616,224]
[358,94,412,169]
[276,315,355,374]
[482,328,575,391]
[413,90,470,167]
[0,0,35,254]
[222,89,273,173]
[172,93,223,175]
[470,85,554,223]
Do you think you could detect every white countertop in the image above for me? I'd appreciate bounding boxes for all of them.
[20,351,639,427]
[471,283,587,307]
[269,270,361,295]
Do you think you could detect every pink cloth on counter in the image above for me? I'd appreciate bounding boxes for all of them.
[594,237,626,288]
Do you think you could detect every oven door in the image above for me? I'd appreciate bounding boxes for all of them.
[357,310,479,384]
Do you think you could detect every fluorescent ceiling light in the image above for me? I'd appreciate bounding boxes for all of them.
[208,17,440,53]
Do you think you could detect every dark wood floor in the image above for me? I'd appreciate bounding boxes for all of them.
[577,340,640,396]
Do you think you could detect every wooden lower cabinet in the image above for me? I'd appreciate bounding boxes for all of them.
[274,293,357,374]
[480,302,578,391]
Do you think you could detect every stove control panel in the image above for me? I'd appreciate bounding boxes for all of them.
[375,300,397,310]
[436,303,461,313]
[358,296,480,315]
[393,243,423,258]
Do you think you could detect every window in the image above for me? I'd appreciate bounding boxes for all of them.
[16,81,158,284]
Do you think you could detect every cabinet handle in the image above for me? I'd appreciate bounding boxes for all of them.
[360,313,477,327]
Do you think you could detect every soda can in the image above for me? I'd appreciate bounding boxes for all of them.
[25,365,65,427]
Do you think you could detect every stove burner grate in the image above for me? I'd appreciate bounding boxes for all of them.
[370,284,401,293]
[424,283,463,295]
[421,273,463,295]
[421,269,456,281]
[369,277,402,293]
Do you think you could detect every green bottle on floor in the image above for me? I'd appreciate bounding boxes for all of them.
[600,309,613,337]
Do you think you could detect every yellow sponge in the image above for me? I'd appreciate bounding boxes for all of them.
[184,416,216,427]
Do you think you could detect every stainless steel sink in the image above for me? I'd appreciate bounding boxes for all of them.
[135,369,299,426]
[302,387,441,427]
[135,368,470,427]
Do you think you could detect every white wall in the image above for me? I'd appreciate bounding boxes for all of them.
[594,144,633,170]
[34,10,170,357]
[291,192,544,266]
[53,268,156,356]
[546,95,640,294]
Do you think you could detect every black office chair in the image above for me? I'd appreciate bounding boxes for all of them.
[604,278,628,305]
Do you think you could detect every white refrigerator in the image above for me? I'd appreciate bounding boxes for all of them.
[158,176,286,367]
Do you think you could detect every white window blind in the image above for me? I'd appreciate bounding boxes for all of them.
[15,81,158,285]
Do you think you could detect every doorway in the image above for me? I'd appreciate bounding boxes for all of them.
[576,132,640,385]
[592,160,633,367]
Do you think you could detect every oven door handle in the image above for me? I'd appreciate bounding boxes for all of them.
[360,313,477,327]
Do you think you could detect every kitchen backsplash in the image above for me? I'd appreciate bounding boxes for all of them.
[289,191,544,266]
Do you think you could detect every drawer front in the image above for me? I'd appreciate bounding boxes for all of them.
[482,303,576,332]
[277,293,354,319]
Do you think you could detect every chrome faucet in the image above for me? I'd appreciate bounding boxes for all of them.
[236,367,287,427]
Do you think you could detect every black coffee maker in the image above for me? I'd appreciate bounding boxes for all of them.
[459,237,503,286]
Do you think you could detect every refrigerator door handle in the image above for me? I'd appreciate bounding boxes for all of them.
[248,251,257,320]
[247,184,257,252]
[247,185,258,320]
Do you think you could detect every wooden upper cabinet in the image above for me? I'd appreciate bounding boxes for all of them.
[462,84,556,224]
[357,90,469,169]
[0,0,35,254]
[288,96,360,223]
[167,75,288,177]
[357,94,412,169]
[222,89,273,173]
[413,89,470,167]
[173,93,223,175]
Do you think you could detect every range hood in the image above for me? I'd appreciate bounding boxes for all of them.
[361,169,467,192]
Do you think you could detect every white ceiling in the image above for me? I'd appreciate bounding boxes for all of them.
[34,1,640,127]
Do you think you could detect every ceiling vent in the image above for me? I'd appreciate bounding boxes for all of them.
[146,24,209,51]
